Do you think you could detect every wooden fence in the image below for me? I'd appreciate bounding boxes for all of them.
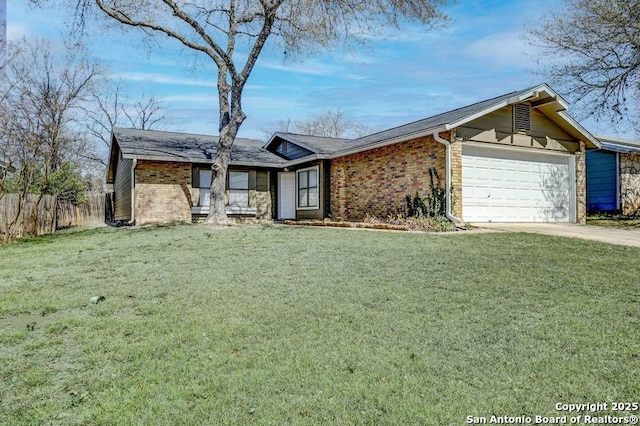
[0,193,110,239]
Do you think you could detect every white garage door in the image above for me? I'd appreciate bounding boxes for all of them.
[462,144,575,222]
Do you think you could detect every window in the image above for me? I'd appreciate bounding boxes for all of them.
[228,171,249,208]
[297,166,319,209]
[192,167,256,214]
[197,168,212,207]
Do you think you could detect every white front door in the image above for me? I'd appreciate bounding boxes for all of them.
[278,172,296,220]
[462,144,575,222]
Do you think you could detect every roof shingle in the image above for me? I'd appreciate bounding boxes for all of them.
[113,128,284,166]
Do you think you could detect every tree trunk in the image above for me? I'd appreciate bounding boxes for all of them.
[206,144,231,224]
[206,123,242,224]
[205,62,246,224]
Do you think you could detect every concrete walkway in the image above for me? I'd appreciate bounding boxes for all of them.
[470,223,640,247]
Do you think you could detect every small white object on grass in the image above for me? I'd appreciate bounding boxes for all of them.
[89,296,105,304]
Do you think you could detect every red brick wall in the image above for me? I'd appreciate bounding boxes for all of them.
[330,135,447,220]
[134,161,192,224]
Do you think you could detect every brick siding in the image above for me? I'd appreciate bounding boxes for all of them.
[134,161,192,224]
[330,135,447,220]
[575,141,587,224]
[621,152,640,215]
[253,190,272,219]
[449,135,463,219]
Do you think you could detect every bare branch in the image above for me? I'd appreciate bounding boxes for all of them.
[530,0,640,131]
[0,37,101,229]
[94,0,226,68]
[264,109,375,139]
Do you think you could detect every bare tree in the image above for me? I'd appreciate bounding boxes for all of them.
[86,79,168,166]
[123,93,167,130]
[266,109,373,139]
[530,0,640,130]
[35,0,448,223]
[0,37,100,236]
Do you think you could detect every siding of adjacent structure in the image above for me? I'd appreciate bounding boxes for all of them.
[586,150,618,212]
[620,152,640,215]
[113,155,132,221]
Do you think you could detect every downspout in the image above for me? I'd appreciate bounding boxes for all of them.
[432,132,462,224]
[129,159,137,225]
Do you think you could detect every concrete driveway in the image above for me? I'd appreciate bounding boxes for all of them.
[470,223,640,247]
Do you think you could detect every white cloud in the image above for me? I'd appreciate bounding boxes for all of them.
[163,94,217,103]
[242,95,298,110]
[464,31,535,67]
[257,58,365,80]
[107,72,218,88]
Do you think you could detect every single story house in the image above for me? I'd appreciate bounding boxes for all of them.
[586,138,640,215]
[106,83,600,225]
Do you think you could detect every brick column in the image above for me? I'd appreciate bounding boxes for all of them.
[329,159,347,220]
[620,153,640,215]
[575,141,586,224]
[449,132,463,219]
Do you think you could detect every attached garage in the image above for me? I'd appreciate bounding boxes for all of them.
[462,144,576,222]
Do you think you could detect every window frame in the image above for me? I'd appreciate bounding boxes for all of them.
[193,166,213,208]
[296,165,320,210]
[227,170,250,208]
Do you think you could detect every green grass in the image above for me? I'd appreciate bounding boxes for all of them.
[588,212,640,228]
[1,225,638,425]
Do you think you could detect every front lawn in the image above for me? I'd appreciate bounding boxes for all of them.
[1,225,638,425]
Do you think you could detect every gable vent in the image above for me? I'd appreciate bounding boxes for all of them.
[513,103,531,135]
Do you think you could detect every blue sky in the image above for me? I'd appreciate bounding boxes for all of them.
[5,0,635,142]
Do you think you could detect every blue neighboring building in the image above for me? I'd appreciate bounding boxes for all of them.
[587,138,640,212]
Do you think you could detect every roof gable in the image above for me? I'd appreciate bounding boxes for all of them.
[330,84,600,156]
[267,135,314,160]
[265,132,353,158]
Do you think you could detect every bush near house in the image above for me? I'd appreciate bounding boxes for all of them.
[404,167,447,218]
[358,166,455,231]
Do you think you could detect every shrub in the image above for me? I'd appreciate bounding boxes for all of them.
[404,167,446,218]
[46,162,87,205]
[362,213,456,232]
